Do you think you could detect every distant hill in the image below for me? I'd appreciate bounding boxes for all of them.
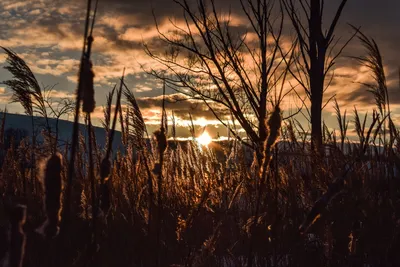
[1,113,123,152]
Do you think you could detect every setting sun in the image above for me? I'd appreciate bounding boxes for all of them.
[196,131,212,146]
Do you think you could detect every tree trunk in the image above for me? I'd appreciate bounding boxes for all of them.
[310,80,323,152]
[309,0,324,153]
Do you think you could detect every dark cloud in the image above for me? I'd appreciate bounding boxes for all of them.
[135,93,230,121]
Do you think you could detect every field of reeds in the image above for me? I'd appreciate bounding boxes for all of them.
[1,90,400,267]
[1,1,400,267]
[1,67,400,267]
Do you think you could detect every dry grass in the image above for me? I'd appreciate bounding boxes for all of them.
[0,6,400,267]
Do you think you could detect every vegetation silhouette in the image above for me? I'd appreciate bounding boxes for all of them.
[0,0,400,266]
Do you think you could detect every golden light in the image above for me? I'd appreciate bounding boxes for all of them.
[196,131,212,147]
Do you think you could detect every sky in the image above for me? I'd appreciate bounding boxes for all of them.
[0,0,399,139]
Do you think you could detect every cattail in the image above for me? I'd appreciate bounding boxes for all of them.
[154,129,167,155]
[8,204,26,267]
[36,153,63,238]
[153,129,167,176]
[259,106,282,181]
[79,56,96,113]
[266,106,282,152]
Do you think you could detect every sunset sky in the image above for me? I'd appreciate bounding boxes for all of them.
[0,0,399,139]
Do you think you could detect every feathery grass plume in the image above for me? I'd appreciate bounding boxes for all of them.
[99,71,124,217]
[1,47,50,121]
[1,47,35,116]
[101,85,116,147]
[8,204,26,267]
[351,26,392,146]
[123,82,146,149]
[37,153,63,238]
[1,48,41,188]
[351,26,389,116]
[123,84,154,228]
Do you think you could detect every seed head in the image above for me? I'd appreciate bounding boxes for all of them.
[79,57,96,113]
[154,129,167,155]
[36,153,63,239]
[266,106,281,150]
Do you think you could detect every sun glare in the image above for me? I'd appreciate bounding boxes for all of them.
[196,131,212,147]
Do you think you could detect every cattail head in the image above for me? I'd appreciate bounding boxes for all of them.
[266,106,281,150]
[36,153,63,238]
[79,57,96,113]
[8,204,26,267]
[154,129,167,155]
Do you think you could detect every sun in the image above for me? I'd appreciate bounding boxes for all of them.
[196,131,212,147]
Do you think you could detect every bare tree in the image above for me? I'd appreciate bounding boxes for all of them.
[146,0,293,161]
[282,0,351,151]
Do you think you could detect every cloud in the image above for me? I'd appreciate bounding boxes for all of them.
[1,0,399,137]
[133,93,230,123]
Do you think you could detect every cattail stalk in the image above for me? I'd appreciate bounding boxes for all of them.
[247,106,281,267]
[86,114,99,261]
[154,83,168,267]
[62,0,98,232]
[153,127,167,267]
